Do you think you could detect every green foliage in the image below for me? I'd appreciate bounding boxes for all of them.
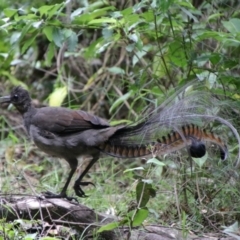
[1,0,240,238]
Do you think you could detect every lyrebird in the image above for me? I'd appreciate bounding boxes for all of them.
[1,82,238,198]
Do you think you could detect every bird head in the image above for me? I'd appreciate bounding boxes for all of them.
[0,86,32,114]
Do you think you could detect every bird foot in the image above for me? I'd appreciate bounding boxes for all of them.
[73,181,95,198]
[41,191,78,202]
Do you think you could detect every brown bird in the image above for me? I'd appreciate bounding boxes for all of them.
[0,84,232,198]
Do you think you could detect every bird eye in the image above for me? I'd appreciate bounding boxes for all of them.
[13,94,19,101]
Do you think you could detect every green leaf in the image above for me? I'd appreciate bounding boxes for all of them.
[43,26,54,41]
[192,152,208,168]
[70,7,84,20]
[109,90,133,113]
[136,182,156,207]
[223,221,239,236]
[147,158,165,166]
[66,30,78,51]
[222,18,240,34]
[32,20,43,28]
[18,24,32,42]
[133,45,151,66]
[102,28,113,40]
[110,119,132,125]
[142,179,153,184]
[48,86,67,107]
[108,67,125,75]
[168,40,187,67]
[121,7,133,16]
[209,53,221,64]
[24,233,38,240]
[38,3,63,18]
[1,71,28,89]
[3,8,17,18]
[45,42,55,66]
[39,237,61,240]
[123,167,144,173]
[73,7,115,25]
[63,29,73,38]
[132,208,149,227]
[52,27,64,47]
[21,32,38,54]
[97,222,119,233]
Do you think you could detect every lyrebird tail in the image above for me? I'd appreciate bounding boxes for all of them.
[99,124,227,159]
[99,81,239,164]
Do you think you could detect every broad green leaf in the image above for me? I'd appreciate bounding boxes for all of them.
[223,221,239,236]
[66,31,78,51]
[48,86,67,107]
[209,53,221,64]
[222,18,240,34]
[109,90,133,113]
[168,40,187,67]
[124,14,140,25]
[192,152,208,168]
[97,222,119,233]
[150,86,163,96]
[121,7,133,16]
[3,8,17,18]
[102,28,113,40]
[136,182,156,207]
[52,27,64,47]
[43,26,54,41]
[72,13,93,24]
[38,4,63,18]
[126,43,135,52]
[223,38,240,47]
[208,13,224,21]
[132,208,149,227]
[158,0,174,11]
[195,30,228,42]
[141,10,154,22]
[63,29,73,38]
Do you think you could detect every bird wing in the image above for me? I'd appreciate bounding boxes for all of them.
[31,107,110,135]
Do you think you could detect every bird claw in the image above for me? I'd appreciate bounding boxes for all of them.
[73,181,95,198]
[41,191,78,202]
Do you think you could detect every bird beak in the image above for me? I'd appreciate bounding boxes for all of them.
[0,95,11,103]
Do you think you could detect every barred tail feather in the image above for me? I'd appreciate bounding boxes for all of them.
[99,124,228,160]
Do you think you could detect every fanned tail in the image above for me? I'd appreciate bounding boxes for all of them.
[99,124,227,159]
[99,81,239,164]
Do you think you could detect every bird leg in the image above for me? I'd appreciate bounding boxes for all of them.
[73,155,99,198]
[42,158,78,201]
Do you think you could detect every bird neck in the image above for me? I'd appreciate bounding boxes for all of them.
[15,102,34,115]
[22,105,37,134]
